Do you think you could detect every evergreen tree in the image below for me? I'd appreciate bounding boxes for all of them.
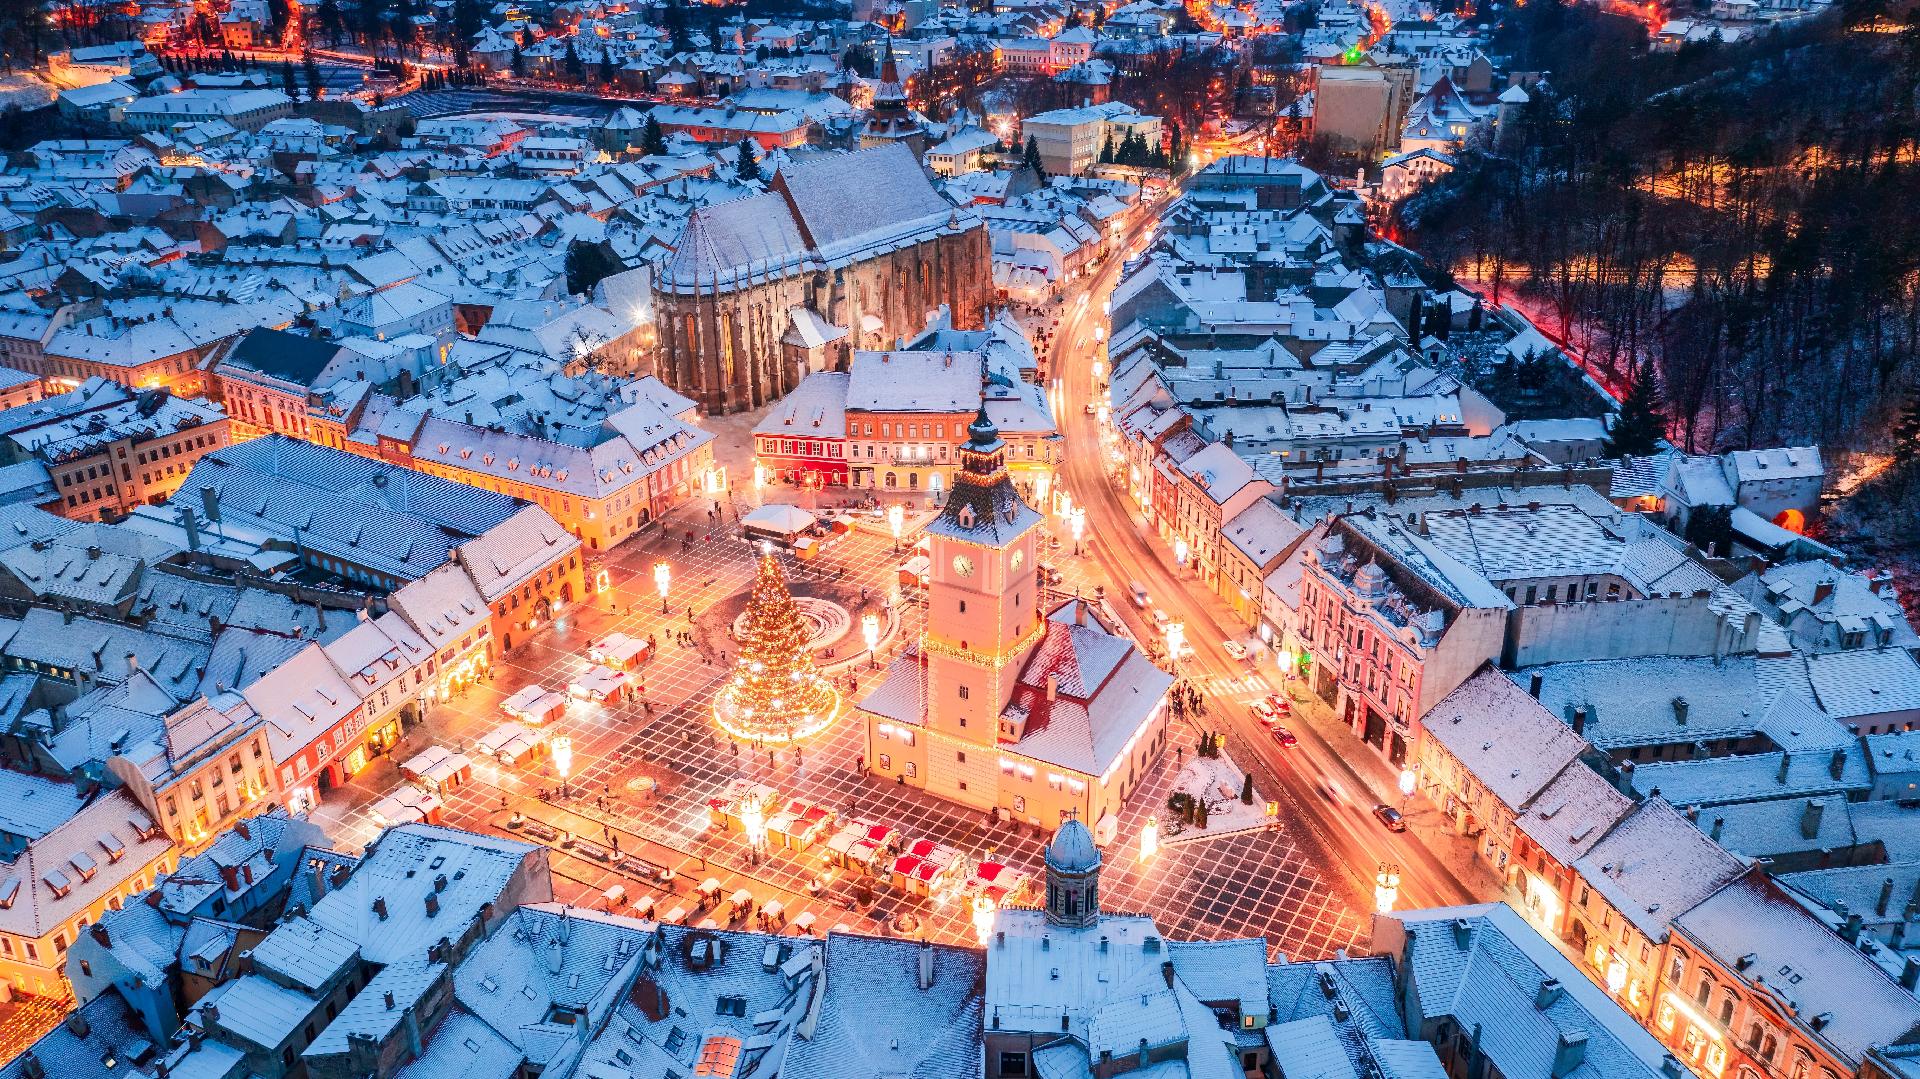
[599,55,616,83]
[712,553,837,742]
[303,50,322,99]
[281,58,298,97]
[564,40,584,81]
[1167,120,1185,173]
[1240,774,1254,804]
[510,45,525,78]
[735,137,760,181]
[1099,131,1114,164]
[565,240,622,296]
[1023,134,1045,179]
[1604,365,1667,459]
[641,112,667,155]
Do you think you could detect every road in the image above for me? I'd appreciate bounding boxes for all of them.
[1048,204,1489,915]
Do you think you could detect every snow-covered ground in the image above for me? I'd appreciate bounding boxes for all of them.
[1162,749,1272,845]
[0,72,55,109]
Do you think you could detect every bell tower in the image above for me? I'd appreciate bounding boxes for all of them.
[921,405,1044,746]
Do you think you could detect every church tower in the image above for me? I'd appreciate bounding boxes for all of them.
[860,35,928,154]
[1044,817,1101,928]
[920,405,1044,761]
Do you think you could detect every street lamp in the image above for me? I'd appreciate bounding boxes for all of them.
[653,560,671,614]
[887,502,905,553]
[1139,815,1159,862]
[1173,537,1190,566]
[1069,505,1086,555]
[1374,863,1401,914]
[1398,767,1417,807]
[1163,621,1185,663]
[970,894,997,946]
[862,612,881,670]
[551,735,573,799]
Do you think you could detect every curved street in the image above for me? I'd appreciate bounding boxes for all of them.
[1048,209,1494,915]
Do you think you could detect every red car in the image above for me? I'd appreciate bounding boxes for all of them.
[1262,694,1292,717]
[1270,726,1298,748]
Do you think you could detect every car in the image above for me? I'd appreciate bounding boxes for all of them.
[1037,562,1064,585]
[1221,641,1247,660]
[1248,699,1281,725]
[1270,726,1298,748]
[1129,581,1150,608]
[1261,693,1292,718]
[1371,804,1407,832]
[1084,401,1098,415]
[1150,608,1171,628]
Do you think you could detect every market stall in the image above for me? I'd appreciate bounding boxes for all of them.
[822,820,899,873]
[368,784,444,827]
[502,684,568,725]
[398,746,474,793]
[963,860,1030,907]
[568,665,633,703]
[474,722,547,767]
[765,800,836,851]
[706,779,781,831]
[589,632,653,671]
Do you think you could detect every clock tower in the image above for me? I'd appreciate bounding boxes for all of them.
[921,405,1045,751]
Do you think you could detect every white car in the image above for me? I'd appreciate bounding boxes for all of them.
[1222,641,1247,660]
[1150,608,1171,628]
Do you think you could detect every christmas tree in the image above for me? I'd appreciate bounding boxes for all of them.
[712,551,839,744]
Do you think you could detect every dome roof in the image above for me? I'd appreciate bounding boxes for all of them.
[1045,818,1100,873]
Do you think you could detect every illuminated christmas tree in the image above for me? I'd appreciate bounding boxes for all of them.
[712,551,840,744]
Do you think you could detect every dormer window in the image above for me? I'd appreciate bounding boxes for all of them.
[957,505,976,528]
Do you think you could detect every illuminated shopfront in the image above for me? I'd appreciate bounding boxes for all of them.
[1519,869,1564,938]
[1657,993,1729,1076]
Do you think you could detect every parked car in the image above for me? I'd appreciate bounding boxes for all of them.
[1371,804,1406,832]
[1150,608,1171,628]
[1271,726,1298,748]
[1248,699,1282,725]
[1222,641,1247,660]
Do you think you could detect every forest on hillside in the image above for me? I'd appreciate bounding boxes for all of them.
[1403,0,1920,471]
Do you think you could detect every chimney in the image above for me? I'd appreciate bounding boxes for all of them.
[1534,979,1563,1010]
[384,990,396,1009]
[434,873,447,893]
[1800,799,1825,841]
[1870,571,1889,595]
[1570,706,1587,737]
[1842,912,1863,943]
[200,484,221,523]
[1880,877,1896,917]
[1710,817,1724,842]
[1552,1031,1588,1078]
[1452,918,1472,949]
[218,863,239,891]
[425,893,441,918]
[1672,697,1688,725]
[90,923,110,949]
[917,940,934,990]
[373,896,388,920]
[1161,960,1175,988]
[1830,747,1846,779]
[1903,956,1920,992]
[1661,1056,1685,1079]
[62,1011,89,1038]
[1046,675,1057,701]
[1528,672,1543,699]
[1814,579,1835,605]
[1778,753,1792,784]
[1615,760,1636,795]
[234,820,250,841]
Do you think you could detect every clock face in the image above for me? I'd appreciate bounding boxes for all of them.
[1010,549,1025,572]
[952,554,975,578]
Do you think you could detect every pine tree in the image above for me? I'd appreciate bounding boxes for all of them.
[510,45,525,78]
[1099,131,1114,164]
[564,40,584,82]
[303,50,323,99]
[1605,365,1667,459]
[1023,134,1045,180]
[641,112,667,155]
[713,552,838,742]
[1240,774,1254,804]
[735,137,760,181]
[599,55,615,83]
[1893,385,1920,457]
[281,58,297,97]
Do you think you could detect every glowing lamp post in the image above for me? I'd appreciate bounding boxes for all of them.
[1163,621,1185,663]
[1173,537,1190,567]
[1399,767,1417,807]
[887,502,905,553]
[653,560,671,614]
[741,797,768,863]
[551,735,573,798]
[1139,816,1159,862]
[1374,863,1401,914]
[970,894,997,946]
[1068,505,1086,555]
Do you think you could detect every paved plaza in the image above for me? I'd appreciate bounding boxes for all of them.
[310,502,1366,960]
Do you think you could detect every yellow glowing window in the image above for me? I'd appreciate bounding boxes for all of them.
[696,1036,742,1077]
